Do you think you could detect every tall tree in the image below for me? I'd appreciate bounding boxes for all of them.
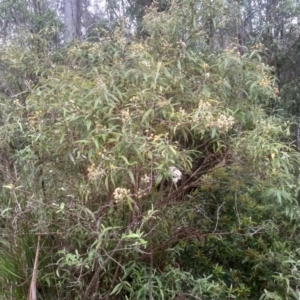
[64,0,82,42]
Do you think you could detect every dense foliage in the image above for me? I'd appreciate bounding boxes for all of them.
[1,0,300,299]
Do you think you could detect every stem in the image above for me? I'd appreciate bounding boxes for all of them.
[27,235,41,300]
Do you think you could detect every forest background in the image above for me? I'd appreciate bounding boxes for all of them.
[1,0,300,299]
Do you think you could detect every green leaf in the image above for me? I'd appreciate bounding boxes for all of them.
[86,119,92,130]
[110,283,123,295]
[142,108,154,125]
[127,169,135,185]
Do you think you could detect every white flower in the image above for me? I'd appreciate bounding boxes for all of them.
[113,187,130,200]
[141,174,151,184]
[169,166,182,183]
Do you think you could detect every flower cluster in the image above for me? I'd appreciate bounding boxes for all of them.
[129,42,145,54]
[258,75,272,88]
[176,107,190,127]
[96,77,106,89]
[252,42,265,50]
[87,163,106,181]
[179,107,187,116]
[198,100,212,111]
[141,174,151,184]
[113,187,130,201]
[134,174,154,199]
[257,119,275,134]
[13,99,23,110]
[87,163,96,180]
[112,26,128,46]
[27,110,43,128]
[177,40,187,48]
[136,188,149,199]
[129,95,140,103]
[120,108,130,123]
[214,114,235,132]
[94,122,105,133]
[258,119,267,126]
[169,166,182,184]
[68,99,80,115]
[146,131,155,140]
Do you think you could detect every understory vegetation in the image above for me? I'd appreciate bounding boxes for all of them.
[1,0,300,299]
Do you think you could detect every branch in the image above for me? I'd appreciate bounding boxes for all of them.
[27,235,41,300]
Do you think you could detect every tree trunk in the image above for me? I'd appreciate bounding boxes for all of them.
[64,0,82,42]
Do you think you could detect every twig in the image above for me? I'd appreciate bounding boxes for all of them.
[27,234,41,300]
[234,192,241,228]
[213,202,225,234]
[84,238,124,300]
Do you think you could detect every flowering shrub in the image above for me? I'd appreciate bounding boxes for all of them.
[0,0,299,299]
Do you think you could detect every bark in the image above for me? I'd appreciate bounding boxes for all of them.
[64,0,82,42]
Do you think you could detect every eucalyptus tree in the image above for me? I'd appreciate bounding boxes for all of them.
[0,0,62,42]
[64,0,82,41]
[212,0,300,146]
